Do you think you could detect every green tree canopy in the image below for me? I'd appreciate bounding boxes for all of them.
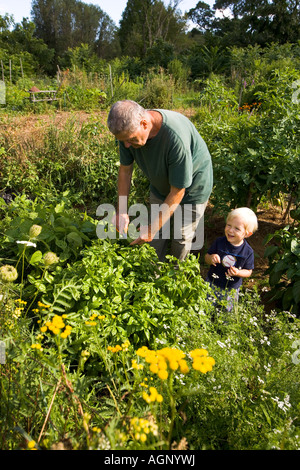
[118,0,187,58]
[31,0,119,63]
[188,0,300,46]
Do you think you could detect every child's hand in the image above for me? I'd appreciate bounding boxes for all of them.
[210,254,221,266]
[227,266,240,277]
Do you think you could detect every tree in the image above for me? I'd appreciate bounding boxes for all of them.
[187,1,214,31]
[118,0,187,58]
[187,0,300,46]
[0,15,54,76]
[31,0,119,64]
[213,0,300,45]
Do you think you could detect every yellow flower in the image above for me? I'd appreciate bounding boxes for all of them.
[156,393,163,403]
[149,363,159,374]
[169,360,178,370]
[107,345,122,353]
[132,359,143,370]
[192,356,215,373]
[136,346,149,357]
[179,359,189,374]
[130,416,158,441]
[189,348,208,358]
[157,369,168,380]
[27,440,36,449]
[122,340,130,351]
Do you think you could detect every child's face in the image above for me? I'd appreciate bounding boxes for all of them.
[225,215,248,246]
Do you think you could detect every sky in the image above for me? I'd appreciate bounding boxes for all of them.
[0,0,216,27]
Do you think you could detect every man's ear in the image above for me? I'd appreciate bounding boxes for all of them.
[140,119,148,129]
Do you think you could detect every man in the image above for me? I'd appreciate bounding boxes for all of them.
[107,100,213,261]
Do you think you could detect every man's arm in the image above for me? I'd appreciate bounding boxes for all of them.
[115,163,133,233]
[130,186,185,245]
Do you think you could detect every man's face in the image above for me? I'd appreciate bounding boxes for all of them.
[115,120,149,148]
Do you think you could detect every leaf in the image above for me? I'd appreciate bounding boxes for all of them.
[274,259,288,273]
[290,239,300,255]
[67,231,83,247]
[282,287,294,310]
[293,280,300,304]
[29,250,43,265]
[264,245,278,258]
[54,201,65,213]
[260,404,271,426]
[269,270,283,286]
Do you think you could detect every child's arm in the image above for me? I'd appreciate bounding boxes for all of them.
[227,266,252,278]
[205,253,221,266]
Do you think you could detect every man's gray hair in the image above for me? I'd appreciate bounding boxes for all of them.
[107,100,147,135]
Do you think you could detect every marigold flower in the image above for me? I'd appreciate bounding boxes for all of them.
[189,348,208,358]
[130,416,158,443]
[192,355,215,373]
[157,369,168,380]
[107,344,122,353]
[149,363,159,373]
[179,359,189,374]
[27,440,36,449]
[132,359,143,370]
[136,346,149,357]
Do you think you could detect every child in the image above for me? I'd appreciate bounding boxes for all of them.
[205,207,258,309]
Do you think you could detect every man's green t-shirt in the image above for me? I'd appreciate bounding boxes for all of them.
[119,109,213,204]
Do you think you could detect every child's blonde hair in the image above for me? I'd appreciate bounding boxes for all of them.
[227,207,258,235]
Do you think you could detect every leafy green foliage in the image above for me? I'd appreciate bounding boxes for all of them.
[195,67,300,214]
[264,211,300,314]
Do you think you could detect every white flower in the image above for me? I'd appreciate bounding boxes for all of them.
[16,240,36,247]
[271,395,291,413]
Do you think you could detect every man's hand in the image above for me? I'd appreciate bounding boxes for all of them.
[130,225,153,245]
[112,212,130,235]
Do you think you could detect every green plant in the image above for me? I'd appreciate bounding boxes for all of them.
[138,72,175,109]
[264,210,300,314]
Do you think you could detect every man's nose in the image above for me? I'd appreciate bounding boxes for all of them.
[124,141,131,148]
